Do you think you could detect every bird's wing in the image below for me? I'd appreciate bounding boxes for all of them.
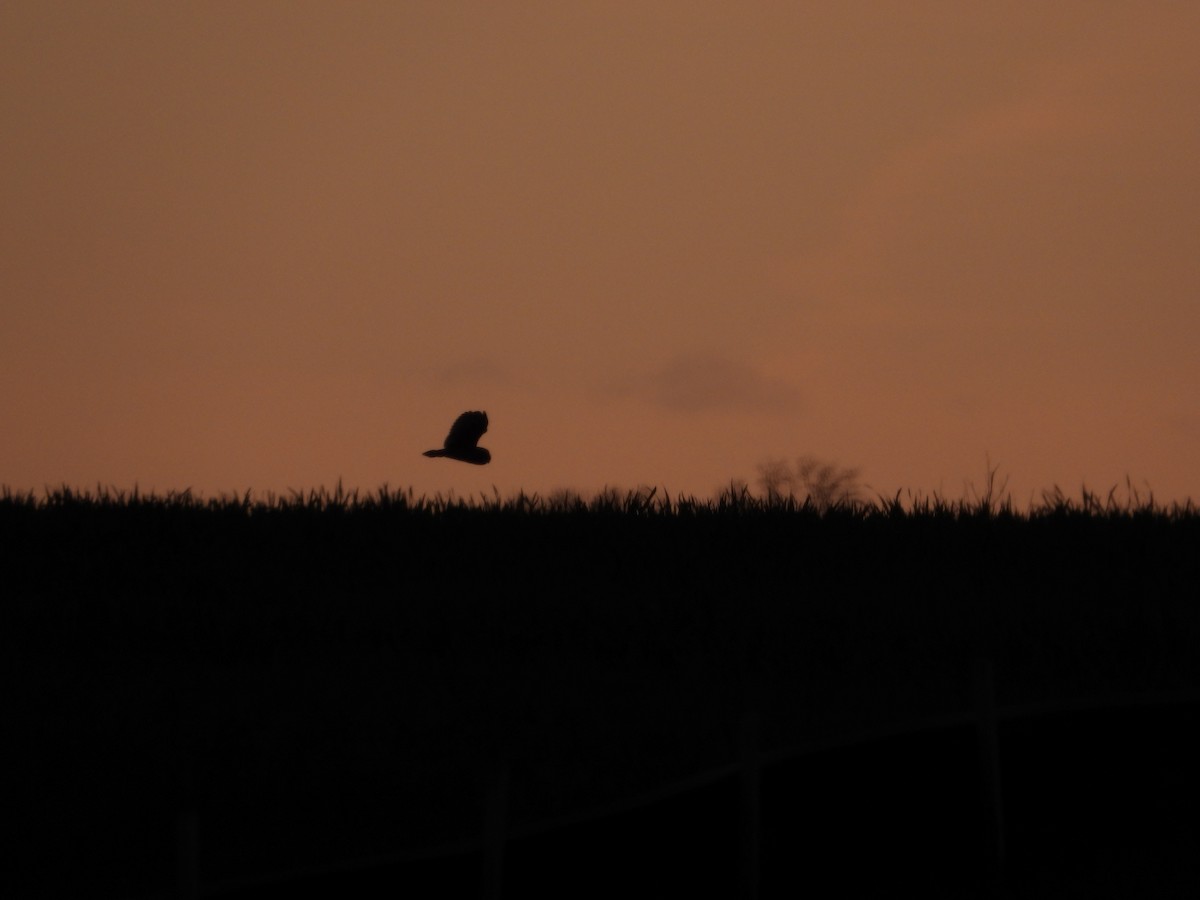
[444,410,488,450]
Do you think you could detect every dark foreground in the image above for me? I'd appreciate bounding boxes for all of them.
[205,700,1199,899]
[4,487,1199,897]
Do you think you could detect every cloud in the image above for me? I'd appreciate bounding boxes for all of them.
[788,10,1200,326]
[431,357,512,387]
[625,353,802,414]
[1162,412,1200,442]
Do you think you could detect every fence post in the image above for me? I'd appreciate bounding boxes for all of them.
[973,658,1006,880]
[176,809,199,900]
[175,696,199,900]
[481,763,510,900]
[739,711,762,900]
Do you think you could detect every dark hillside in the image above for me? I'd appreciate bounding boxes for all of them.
[4,487,1199,896]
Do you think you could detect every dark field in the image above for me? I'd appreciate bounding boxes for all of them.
[4,486,1200,897]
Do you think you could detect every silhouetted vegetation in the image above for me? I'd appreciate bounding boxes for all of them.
[5,482,1199,896]
[755,454,864,508]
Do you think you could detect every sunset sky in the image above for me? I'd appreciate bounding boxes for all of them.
[3,2,1197,504]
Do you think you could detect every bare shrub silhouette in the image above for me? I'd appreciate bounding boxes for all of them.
[754,455,863,509]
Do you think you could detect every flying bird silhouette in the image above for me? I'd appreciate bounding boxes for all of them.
[423,410,491,465]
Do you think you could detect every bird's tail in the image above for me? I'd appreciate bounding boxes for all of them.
[423,449,446,458]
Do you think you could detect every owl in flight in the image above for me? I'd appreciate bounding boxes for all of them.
[423,410,491,465]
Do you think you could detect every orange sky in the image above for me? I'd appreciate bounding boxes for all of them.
[3,2,1198,504]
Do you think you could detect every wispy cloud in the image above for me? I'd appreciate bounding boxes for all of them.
[622,353,802,414]
[430,357,512,387]
[1162,412,1200,441]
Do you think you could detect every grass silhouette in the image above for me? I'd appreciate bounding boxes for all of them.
[5,481,1198,895]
